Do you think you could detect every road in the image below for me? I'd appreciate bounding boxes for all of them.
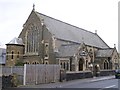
[17,76,120,89]
[1,76,120,90]
[61,79,118,88]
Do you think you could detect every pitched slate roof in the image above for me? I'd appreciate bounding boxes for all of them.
[7,37,24,45]
[57,44,80,57]
[96,48,114,58]
[36,12,109,49]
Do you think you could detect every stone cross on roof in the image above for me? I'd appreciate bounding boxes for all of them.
[33,4,35,11]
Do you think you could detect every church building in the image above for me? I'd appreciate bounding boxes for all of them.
[6,6,119,72]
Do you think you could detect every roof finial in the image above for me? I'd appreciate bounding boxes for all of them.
[95,30,97,34]
[114,44,116,48]
[33,3,35,11]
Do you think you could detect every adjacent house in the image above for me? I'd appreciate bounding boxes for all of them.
[0,48,6,66]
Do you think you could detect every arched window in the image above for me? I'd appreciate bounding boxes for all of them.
[11,51,14,59]
[44,43,49,60]
[26,24,39,54]
[17,52,19,58]
[60,62,62,68]
[45,62,48,64]
[66,62,69,70]
[32,62,35,64]
[60,62,62,65]
[25,62,30,64]
[109,62,112,69]
[64,62,66,70]
[104,60,109,69]
[70,57,72,71]
[6,52,8,60]
[104,61,106,69]
[86,60,88,68]
[79,58,84,71]
[44,61,49,64]
[37,62,39,64]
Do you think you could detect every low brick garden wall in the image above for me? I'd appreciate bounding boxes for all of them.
[66,71,93,81]
[99,70,115,76]
[65,70,115,81]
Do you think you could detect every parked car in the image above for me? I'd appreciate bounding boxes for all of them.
[115,69,120,79]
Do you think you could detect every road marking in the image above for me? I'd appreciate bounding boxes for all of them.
[105,85,116,88]
[98,85,116,90]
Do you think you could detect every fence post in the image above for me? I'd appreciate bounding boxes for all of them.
[35,65,38,85]
[11,66,12,74]
[23,64,26,85]
[45,64,46,83]
[53,65,55,82]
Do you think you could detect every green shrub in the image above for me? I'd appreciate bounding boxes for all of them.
[15,61,24,66]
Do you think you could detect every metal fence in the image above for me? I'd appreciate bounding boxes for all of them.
[2,66,24,76]
[24,64,61,85]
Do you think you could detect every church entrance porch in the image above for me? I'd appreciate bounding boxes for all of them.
[78,58,84,71]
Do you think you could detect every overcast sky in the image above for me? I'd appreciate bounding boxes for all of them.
[0,0,119,51]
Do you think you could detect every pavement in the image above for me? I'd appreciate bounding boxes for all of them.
[18,75,115,88]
